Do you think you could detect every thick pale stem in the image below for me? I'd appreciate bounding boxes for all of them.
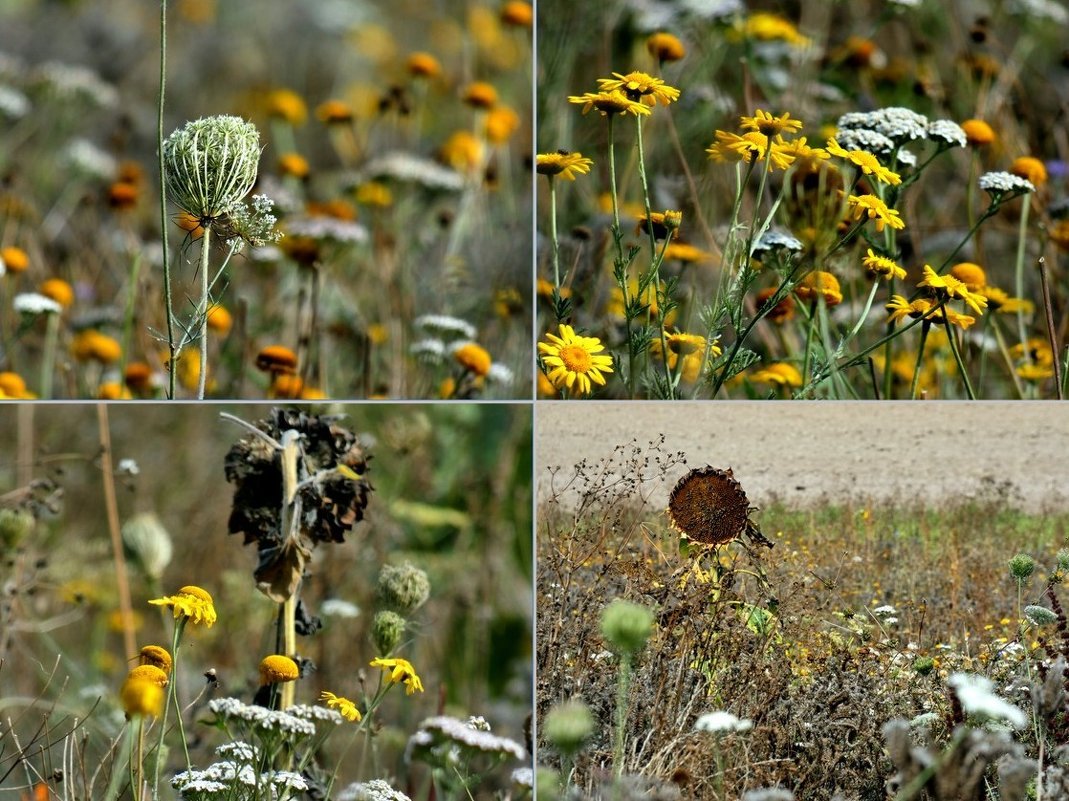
[40,311,59,399]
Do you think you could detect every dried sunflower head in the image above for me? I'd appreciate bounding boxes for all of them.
[667,466,772,548]
[224,408,373,601]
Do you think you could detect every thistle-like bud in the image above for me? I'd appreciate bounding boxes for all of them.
[542,699,593,756]
[121,512,173,580]
[377,562,431,613]
[372,610,406,656]
[1009,553,1036,584]
[600,598,654,656]
[0,508,35,549]
[163,116,261,221]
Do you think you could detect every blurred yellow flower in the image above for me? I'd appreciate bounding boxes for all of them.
[749,362,803,387]
[454,342,492,377]
[646,32,685,62]
[267,89,308,125]
[795,271,842,307]
[740,109,803,137]
[406,52,442,79]
[484,106,521,143]
[568,90,650,117]
[862,249,906,281]
[847,194,905,232]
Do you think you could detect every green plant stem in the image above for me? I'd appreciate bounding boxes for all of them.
[909,322,931,399]
[40,311,59,399]
[605,115,634,397]
[105,723,137,801]
[944,319,976,399]
[1014,195,1031,349]
[158,0,176,400]
[196,225,212,400]
[802,301,817,387]
[1038,256,1063,399]
[613,655,632,778]
[634,118,657,261]
[548,175,560,289]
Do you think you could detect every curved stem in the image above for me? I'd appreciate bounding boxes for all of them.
[909,321,930,399]
[944,316,976,400]
[1014,195,1031,349]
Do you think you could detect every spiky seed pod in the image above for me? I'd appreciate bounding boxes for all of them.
[163,116,261,221]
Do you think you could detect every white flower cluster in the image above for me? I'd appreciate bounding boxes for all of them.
[405,715,527,762]
[63,137,119,180]
[174,761,257,787]
[337,779,413,801]
[872,604,899,625]
[415,314,477,341]
[173,764,306,800]
[320,598,360,618]
[948,673,1027,727]
[215,741,260,762]
[838,107,928,145]
[31,61,118,108]
[0,85,29,119]
[228,194,283,248]
[834,127,896,158]
[979,171,1035,196]
[927,119,967,148]
[410,339,446,362]
[207,697,317,737]
[1009,0,1069,23]
[358,152,465,191]
[284,215,367,244]
[695,710,753,733]
[742,789,796,801]
[286,703,345,725]
[896,149,918,168]
[511,767,534,788]
[752,230,803,254]
[14,293,62,316]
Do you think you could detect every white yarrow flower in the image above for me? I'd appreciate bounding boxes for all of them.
[14,293,62,315]
[948,673,1027,728]
[695,710,753,733]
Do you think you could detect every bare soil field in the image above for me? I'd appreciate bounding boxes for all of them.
[536,402,1069,512]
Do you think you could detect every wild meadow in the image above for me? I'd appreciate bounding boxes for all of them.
[0,403,533,800]
[536,0,1069,398]
[537,437,1069,799]
[0,0,532,400]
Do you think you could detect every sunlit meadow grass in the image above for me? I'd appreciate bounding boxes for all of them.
[0,0,531,399]
[0,404,533,800]
[537,438,1069,799]
[537,1,1068,399]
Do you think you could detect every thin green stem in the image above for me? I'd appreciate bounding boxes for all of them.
[613,656,632,778]
[548,176,560,288]
[944,318,976,399]
[40,311,59,399]
[909,322,930,399]
[1014,195,1031,349]
[196,225,211,400]
[158,0,176,400]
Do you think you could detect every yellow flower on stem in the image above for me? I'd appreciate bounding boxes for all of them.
[949,262,986,291]
[148,585,217,628]
[121,666,168,718]
[646,32,685,62]
[568,90,650,117]
[847,194,905,232]
[886,296,975,329]
[538,323,615,396]
[453,342,492,377]
[862,248,906,281]
[740,109,803,137]
[980,286,1033,314]
[707,131,795,171]
[370,657,425,695]
[918,265,988,315]
[536,151,593,180]
[749,362,803,388]
[138,645,173,676]
[259,654,300,685]
[320,691,362,722]
[826,139,900,185]
[796,271,843,306]
[596,71,680,105]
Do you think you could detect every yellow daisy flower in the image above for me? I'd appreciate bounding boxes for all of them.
[148,585,217,628]
[749,362,803,387]
[847,194,905,232]
[568,90,651,117]
[918,265,987,315]
[538,324,615,396]
[536,151,594,180]
[740,109,803,137]
[826,139,901,185]
[370,657,425,695]
[862,248,906,281]
[596,71,680,105]
[320,691,362,722]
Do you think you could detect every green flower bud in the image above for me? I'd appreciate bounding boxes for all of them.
[1057,550,1069,573]
[164,115,261,221]
[0,508,35,549]
[543,699,594,757]
[1009,553,1036,584]
[121,512,173,580]
[913,656,935,675]
[378,562,430,613]
[372,610,406,656]
[600,598,654,656]
[534,767,560,801]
